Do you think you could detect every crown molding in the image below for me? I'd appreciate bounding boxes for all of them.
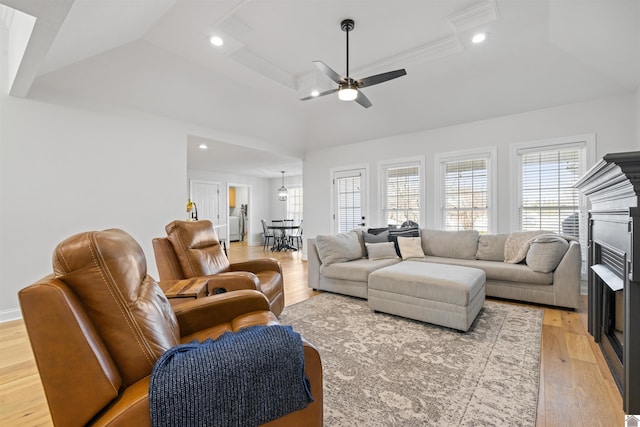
[231,48,297,89]
[447,0,499,33]
[353,35,463,77]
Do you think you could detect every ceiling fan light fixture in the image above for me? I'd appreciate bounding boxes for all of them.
[310,90,320,97]
[338,86,358,101]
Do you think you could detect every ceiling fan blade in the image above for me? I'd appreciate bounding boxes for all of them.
[299,88,339,101]
[313,61,345,84]
[357,69,407,88]
[354,91,372,108]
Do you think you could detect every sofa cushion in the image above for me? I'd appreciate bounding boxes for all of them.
[504,230,552,264]
[476,234,509,261]
[421,229,479,260]
[315,231,363,265]
[365,242,399,261]
[397,236,425,260]
[526,235,570,273]
[320,258,401,282]
[414,256,553,285]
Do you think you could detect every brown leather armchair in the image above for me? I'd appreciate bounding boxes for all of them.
[153,220,285,316]
[19,229,322,427]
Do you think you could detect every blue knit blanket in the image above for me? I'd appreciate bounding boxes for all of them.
[149,325,313,427]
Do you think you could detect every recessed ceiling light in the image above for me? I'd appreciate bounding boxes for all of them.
[199,144,208,150]
[472,33,487,44]
[310,90,320,97]
[210,36,224,47]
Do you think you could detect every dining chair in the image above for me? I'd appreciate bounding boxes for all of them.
[261,219,275,250]
[289,220,303,250]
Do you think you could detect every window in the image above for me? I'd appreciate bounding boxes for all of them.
[337,178,360,232]
[286,187,303,222]
[381,160,423,227]
[518,146,585,237]
[511,135,595,275]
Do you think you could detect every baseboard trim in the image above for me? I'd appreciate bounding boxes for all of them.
[0,308,22,323]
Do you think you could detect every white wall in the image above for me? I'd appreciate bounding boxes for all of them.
[0,93,187,321]
[304,92,639,255]
[187,169,271,247]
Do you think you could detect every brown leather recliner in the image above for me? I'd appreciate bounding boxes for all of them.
[19,229,322,427]
[153,220,285,316]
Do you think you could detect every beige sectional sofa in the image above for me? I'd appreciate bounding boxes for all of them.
[307,228,581,309]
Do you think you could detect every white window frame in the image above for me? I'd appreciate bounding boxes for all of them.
[378,156,425,228]
[510,134,596,276]
[434,147,497,233]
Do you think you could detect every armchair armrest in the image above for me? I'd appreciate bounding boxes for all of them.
[205,272,260,293]
[230,258,282,274]
[174,290,271,337]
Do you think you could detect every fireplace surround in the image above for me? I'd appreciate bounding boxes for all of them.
[575,151,640,414]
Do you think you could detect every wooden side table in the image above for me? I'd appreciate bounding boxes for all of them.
[158,278,208,306]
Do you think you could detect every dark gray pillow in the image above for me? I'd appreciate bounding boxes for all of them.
[367,227,389,235]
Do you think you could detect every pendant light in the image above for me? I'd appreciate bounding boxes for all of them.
[278,171,288,201]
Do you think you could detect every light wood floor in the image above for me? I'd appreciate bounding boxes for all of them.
[0,242,625,426]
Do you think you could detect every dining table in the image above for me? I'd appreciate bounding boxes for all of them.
[267,224,300,251]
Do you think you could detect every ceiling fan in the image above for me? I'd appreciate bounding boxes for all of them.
[300,19,407,108]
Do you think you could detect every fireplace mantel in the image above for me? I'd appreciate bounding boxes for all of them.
[575,151,640,414]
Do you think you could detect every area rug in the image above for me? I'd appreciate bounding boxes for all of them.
[279,293,543,426]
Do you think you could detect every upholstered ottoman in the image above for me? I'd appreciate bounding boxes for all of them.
[368,261,486,331]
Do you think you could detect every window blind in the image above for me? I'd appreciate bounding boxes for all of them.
[520,147,583,238]
[336,175,362,233]
[383,164,420,226]
[443,158,488,233]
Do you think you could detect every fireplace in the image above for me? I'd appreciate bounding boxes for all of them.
[592,242,626,387]
[575,151,640,414]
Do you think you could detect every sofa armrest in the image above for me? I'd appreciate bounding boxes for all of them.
[205,272,260,293]
[174,290,271,337]
[229,258,282,275]
[307,239,321,289]
[552,240,582,309]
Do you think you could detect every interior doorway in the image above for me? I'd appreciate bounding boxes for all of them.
[227,183,251,243]
[189,179,225,237]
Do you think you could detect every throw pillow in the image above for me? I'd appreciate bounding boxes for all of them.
[397,236,425,260]
[475,234,509,261]
[365,242,399,261]
[367,227,389,235]
[504,230,552,264]
[315,231,363,266]
[388,227,420,256]
[362,230,390,257]
[526,234,570,273]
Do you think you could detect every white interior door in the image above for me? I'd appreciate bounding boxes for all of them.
[332,168,368,233]
[190,180,221,232]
